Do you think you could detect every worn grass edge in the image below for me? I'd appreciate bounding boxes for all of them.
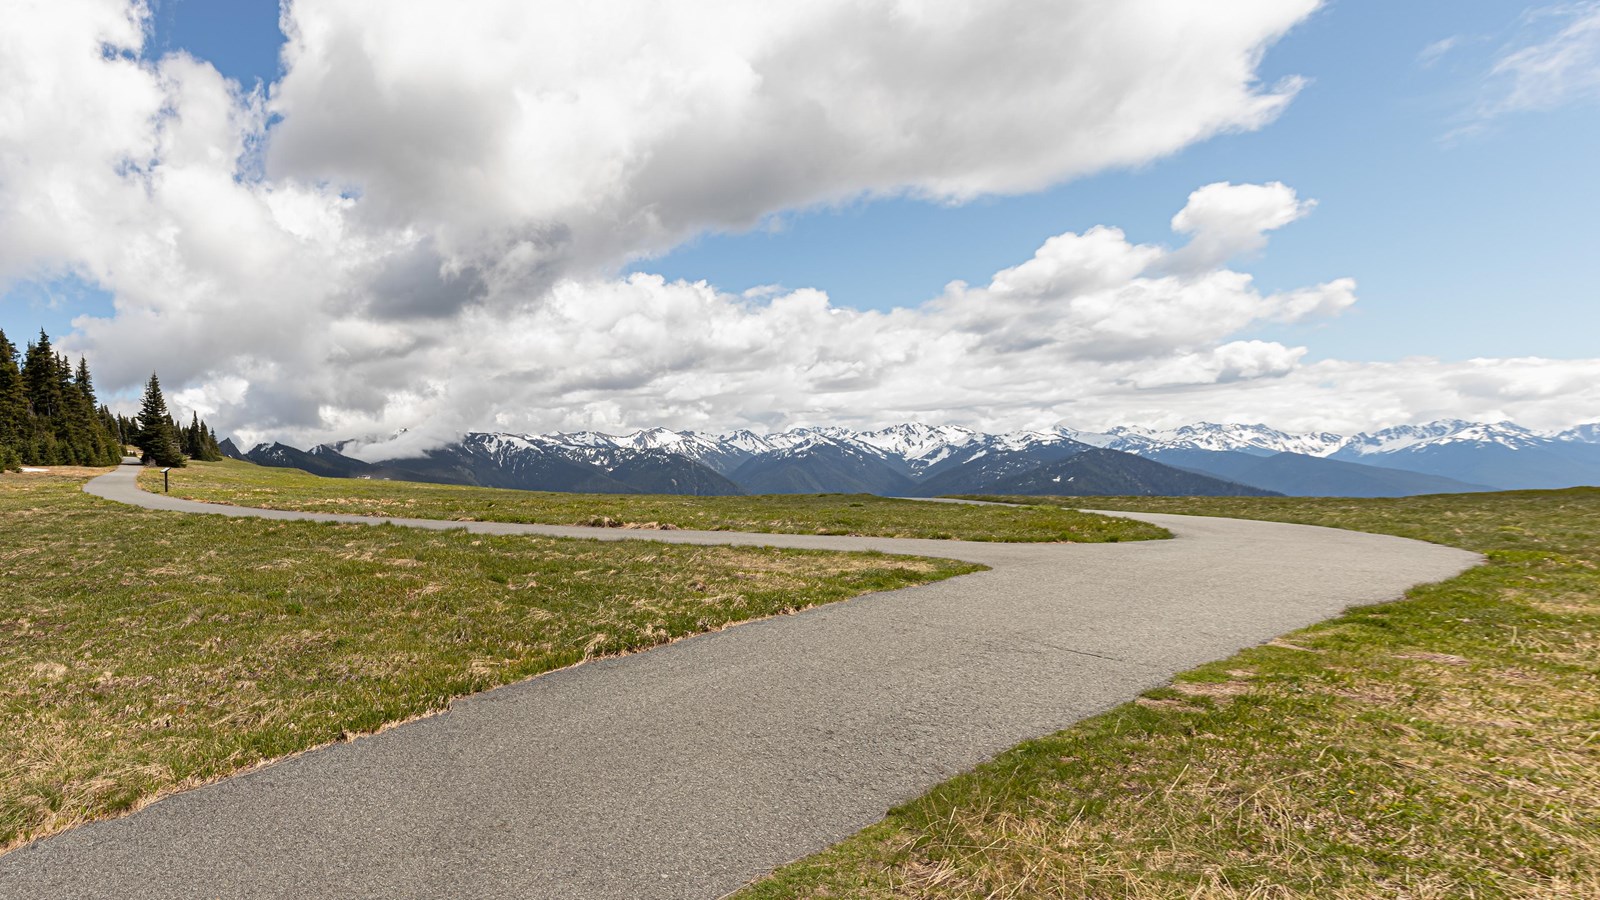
[732,502,1502,897]
[6,555,985,858]
[4,473,986,856]
[136,462,1172,544]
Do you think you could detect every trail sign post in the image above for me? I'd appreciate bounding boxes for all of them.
[162,468,170,493]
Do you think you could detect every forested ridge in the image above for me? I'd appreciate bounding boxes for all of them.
[0,328,221,471]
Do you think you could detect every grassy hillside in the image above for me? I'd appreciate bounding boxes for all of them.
[140,459,1169,544]
[0,470,978,852]
[738,489,1600,898]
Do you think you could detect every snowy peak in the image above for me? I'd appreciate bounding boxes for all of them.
[337,419,1592,491]
[1067,419,1564,460]
[1338,420,1542,456]
[1553,423,1600,444]
[853,423,981,461]
[612,427,699,452]
[994,429,1079,452]
[1094,423,1346,457]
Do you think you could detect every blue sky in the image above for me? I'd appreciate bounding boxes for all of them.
[3,1,1597,441]
[629,0,1599,363]
[5,0,1595,363]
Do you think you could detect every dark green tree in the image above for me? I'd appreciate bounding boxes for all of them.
[98,405,122,454]
[21,334,66,462]
[179,411,224,461]
[73,356,120,465]
[21,331,62,420]
[183,411,201,457]
[0,330,26,471]
[134,373,186,467]
[54,352,95,465]
[195,417,223,461]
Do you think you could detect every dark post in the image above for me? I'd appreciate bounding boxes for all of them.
[162,467,170,493]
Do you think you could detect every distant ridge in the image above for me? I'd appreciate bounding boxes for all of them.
[222,418,1600,498]
[980,448,1277,498]
[1145,449,1494,498]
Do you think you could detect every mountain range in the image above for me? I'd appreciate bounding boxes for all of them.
[1070,420,1600,492]
[219,418,1600,499]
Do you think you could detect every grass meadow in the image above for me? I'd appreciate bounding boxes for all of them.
[739,489,1600,898]
[145,459,1170,544]
[0,469,981,851]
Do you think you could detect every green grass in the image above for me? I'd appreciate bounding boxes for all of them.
[0,470,981,852]
[737,489,1600,899]
[142,459,1169,544]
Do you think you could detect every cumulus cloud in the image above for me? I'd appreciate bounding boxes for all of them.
[1165,181,1315,272]
[3,0,1598,450]
[264,0,1317,277]
[1086,356,1600,436]
[195,201,1371,454]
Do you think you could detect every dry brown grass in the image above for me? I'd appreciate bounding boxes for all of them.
[144,459,1170,544]
[1,472,979,851]
[737,489,1600,899]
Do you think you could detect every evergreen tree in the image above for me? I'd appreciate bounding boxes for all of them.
[21,334,66,462]
[134,373,186,467]
[182,411,201,457]
[0,328,202,469]
[55,352,93,464]
[98,405,122,455]
[0,330,25,471]
[22,331,62,420]
[73,357,119,465]
[190,415,223,461]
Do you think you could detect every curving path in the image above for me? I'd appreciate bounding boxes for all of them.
[2,465,1478,899]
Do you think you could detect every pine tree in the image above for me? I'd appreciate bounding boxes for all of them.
[0,330,26,471]
[22,331,62,420]
[135,373,186,467]
[21,333,66,463]
[55,352,93,464]
[191,416,223,461]
[73,357,119,465]
[182,411,202,458]
[98,405,122,457]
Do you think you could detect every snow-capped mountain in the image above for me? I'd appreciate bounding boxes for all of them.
[1326,421,1600,490]
[542,426,866,476]
[730,433,917,495]
[492,419,1600,476]
[1333,420,1546,457]
[1080,423,1348,458]
[231,419,1600,498]
[1556,423,1600,443]
[852,423,982,475]
[1078,417,1600,459]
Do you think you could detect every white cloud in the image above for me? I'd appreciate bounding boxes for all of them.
[264,0,1317,278]
[3,0,1598,450]
[1091,356,1600,435]
[1418,36,1460,68]
[1166,181,1315,272]
[1478,2,1600,118]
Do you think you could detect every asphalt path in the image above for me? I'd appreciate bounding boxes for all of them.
[1,464,1479,898]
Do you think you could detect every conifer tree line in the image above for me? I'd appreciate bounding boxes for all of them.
[0,328,222,471]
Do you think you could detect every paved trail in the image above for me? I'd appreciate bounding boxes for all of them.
[1,465,1478,899]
